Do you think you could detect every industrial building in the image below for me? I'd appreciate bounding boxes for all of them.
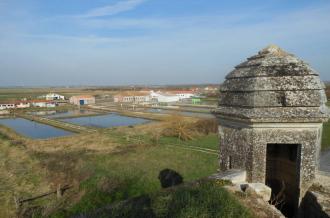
[70,95,95,105]
[114,92,151,103]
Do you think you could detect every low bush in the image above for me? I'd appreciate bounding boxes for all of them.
[161,114,195,141]
[191,118,218,135]
[161,114,218,141]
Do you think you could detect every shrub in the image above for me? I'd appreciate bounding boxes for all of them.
[191,119,218,135]
[161,114,195,141]
[161,114,218,141]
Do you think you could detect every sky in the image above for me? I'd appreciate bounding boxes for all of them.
[0,0,330,86]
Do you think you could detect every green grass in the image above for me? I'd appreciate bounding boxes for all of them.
[0,134,49,218]
[78,181,252,218]
[105,129,219,150]
[0,131,9,140]
[158,134,219,150]
[40,140,219,217]
[322,121,330,150]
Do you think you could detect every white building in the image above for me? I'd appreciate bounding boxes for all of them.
[0,103,15,110]
[0,101,30,110]
[31,100,56,108]
[114,92,151,103]
[150,91,180,103]
[15,102,30,109]
[169,91,195,100]
[45,93,65,100]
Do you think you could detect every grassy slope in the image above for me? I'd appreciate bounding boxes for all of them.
[323,121,330,150]
[40,135,219,217]
[323,102,330,150]
[0,132,49,218]
[0,124,226,217]
[7,105,330,217]
[79,181,253,218]
[158,134,219,150]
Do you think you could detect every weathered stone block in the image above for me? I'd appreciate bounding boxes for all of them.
[246,183,272,202]
[221,75,323,92]
[209,170,247,184]
[219,90,324,107]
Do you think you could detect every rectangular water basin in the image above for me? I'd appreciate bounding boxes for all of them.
[61,113,149,128]
[0,118,73,139]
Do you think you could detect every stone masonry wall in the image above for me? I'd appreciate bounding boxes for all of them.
[250,126,322,202]
[219,120,323,203]
[218,124,253,180]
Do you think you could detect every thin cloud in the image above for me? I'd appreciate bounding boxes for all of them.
[21,34,128,43]
[78,0,147,18]
[1,2,330,85]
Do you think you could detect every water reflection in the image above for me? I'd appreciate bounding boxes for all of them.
[0,118,73,139]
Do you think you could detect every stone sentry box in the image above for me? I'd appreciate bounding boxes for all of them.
[215,45,329,216]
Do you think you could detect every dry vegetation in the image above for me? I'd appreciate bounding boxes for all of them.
[0,130,50,218]
[0,116,223,217]
[160,113,218,141]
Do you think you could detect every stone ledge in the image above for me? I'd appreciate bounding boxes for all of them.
[209,169,246,184]
[246,183,272,202]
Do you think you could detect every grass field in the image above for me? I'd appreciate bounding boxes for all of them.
[323,101,330,150]
[323,121,330,150]
[76,181,253,218]
[0,121,232,217]
[158,134,218,150]
[44,141,219,217]
[0,131,50,218]
[0,88,328,217]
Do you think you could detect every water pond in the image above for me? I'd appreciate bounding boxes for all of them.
[46,109,97,118]
[0,118,73,139]
[61,113,149,128]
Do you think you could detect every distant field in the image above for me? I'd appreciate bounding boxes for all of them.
[0,88,117,101]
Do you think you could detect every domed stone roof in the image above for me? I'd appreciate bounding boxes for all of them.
[216,45,329,123]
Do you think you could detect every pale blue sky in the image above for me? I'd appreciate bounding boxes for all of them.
[0,0,329,86]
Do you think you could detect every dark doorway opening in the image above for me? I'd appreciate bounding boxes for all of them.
[266,144,300,218]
